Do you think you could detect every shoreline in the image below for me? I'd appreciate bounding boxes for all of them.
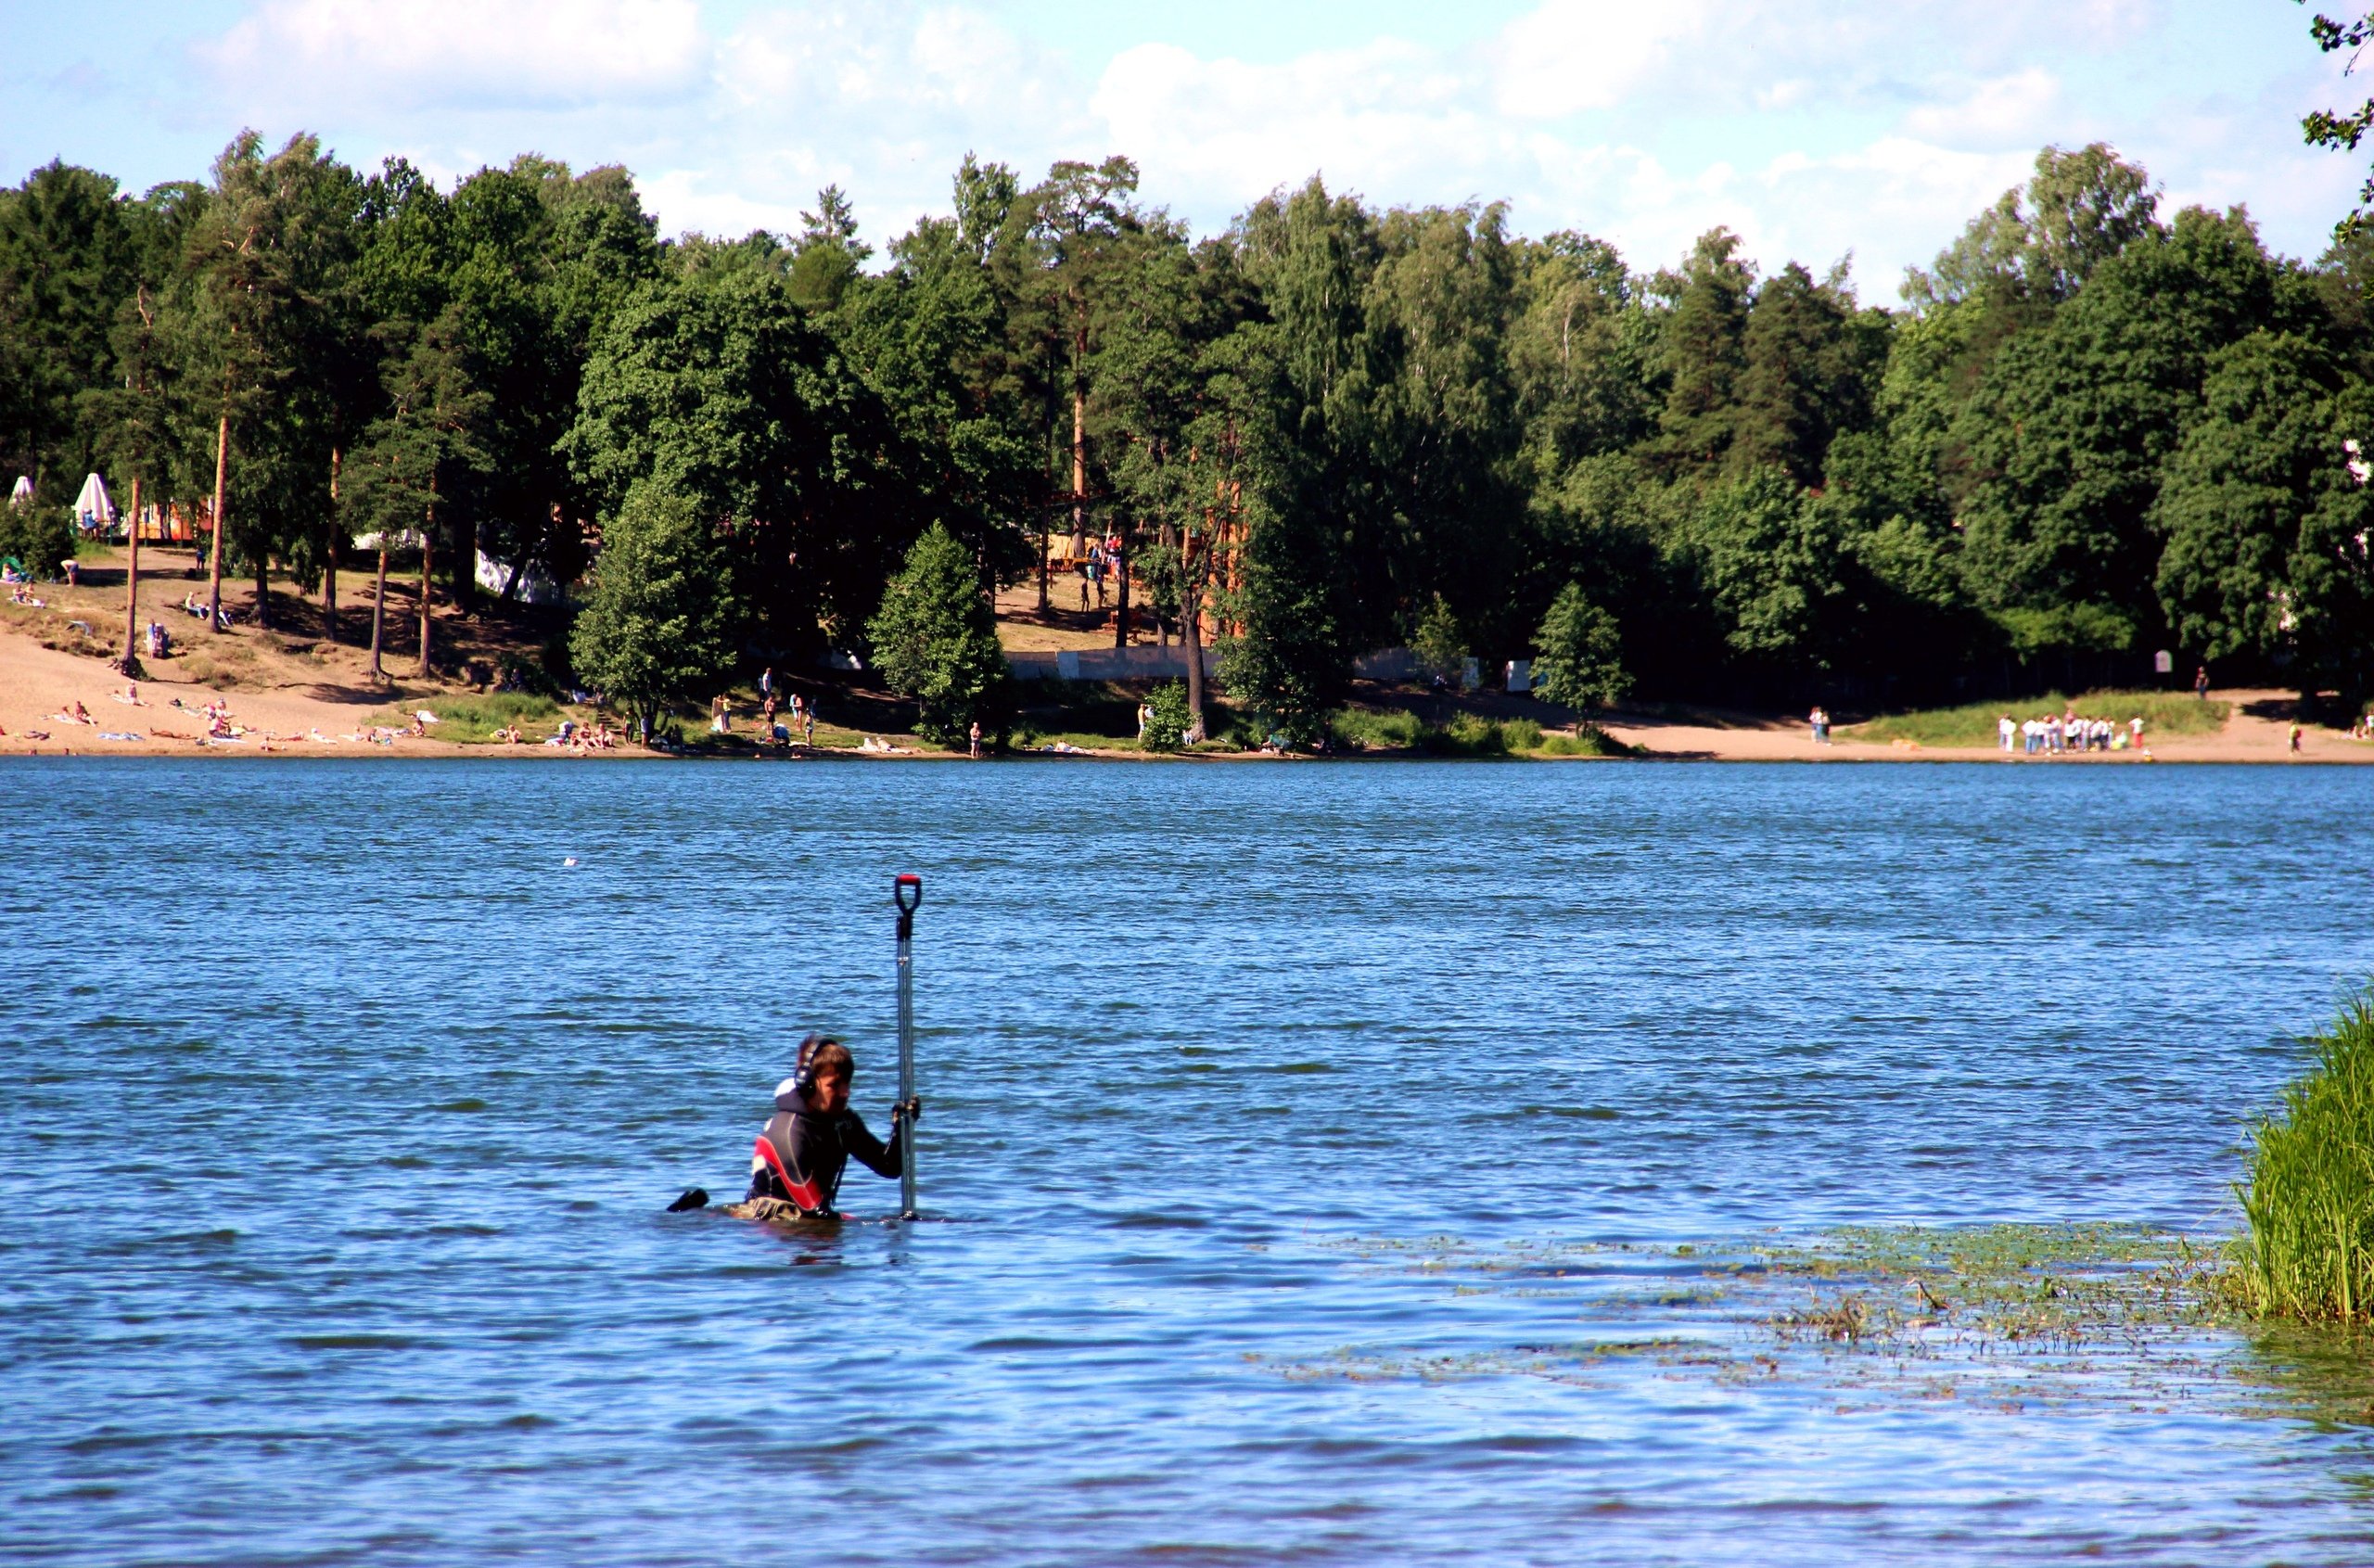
[5,620,2368,764]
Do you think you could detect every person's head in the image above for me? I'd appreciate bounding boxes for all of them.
[784,1033,855,1113]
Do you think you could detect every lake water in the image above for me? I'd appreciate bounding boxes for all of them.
[5,757,2374,1565]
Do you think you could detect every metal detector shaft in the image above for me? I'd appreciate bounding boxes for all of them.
[894,874,923,1219]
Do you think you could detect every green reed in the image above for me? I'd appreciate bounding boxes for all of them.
[2237,990,2374,1322]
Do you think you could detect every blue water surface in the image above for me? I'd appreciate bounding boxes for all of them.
[4,757,2373,1565]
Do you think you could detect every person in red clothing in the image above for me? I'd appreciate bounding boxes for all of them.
[746,1036,916,1216]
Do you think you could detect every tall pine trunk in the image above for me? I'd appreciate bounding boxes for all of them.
[1182,539,1206,743]
[255,557,269,631]
[369,545,389,681]
[1112,522,1130,650]
[206,402,229,632]
[417,500,435,678]
[121,475,143,670]
[322,446,339,644]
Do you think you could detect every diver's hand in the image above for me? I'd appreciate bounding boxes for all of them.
[894,1096,923,1126]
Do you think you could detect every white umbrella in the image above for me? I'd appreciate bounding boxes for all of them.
[72,472,114,524]
[7,476,31,505]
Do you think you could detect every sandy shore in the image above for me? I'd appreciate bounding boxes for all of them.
[3,612,2368,763]
[1600,697,2374,763]
[0,627,487,756]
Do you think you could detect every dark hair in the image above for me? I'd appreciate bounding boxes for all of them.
[807,1039,854,1082]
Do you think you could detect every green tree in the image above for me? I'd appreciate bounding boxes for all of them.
[1902,144,2159,309]
[1410,593,1467,683]
[568,485,737,736]
[1690,467,1847,670]
[0,161,136,499]
[1952,205,2290,659]
[1650,227,1755,474]
[2155,331,2374,702]
[865,521,1012,746]
[1732,261,1886,488]
[565,269,915,652]
[838,159,1038,586]
[2301,7,2374,236]
[341,307,494,677]
[175,132,362,630]
[1530,582,1630,708]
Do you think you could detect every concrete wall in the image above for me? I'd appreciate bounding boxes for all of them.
[1010,645,1222,682]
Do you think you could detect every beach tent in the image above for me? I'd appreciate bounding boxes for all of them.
[8,476,31,505]
[73,472,115,527]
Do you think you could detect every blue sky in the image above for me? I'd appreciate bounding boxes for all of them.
[1,1,2365,298]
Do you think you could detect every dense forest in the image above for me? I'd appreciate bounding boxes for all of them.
[3,134,2371,739]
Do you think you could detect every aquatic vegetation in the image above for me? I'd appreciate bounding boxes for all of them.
[1285,1224,2250,1414]
[2235,990,2374,1322]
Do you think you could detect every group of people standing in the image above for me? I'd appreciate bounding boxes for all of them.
[745,667,818,748]
[2000,710,2144,756]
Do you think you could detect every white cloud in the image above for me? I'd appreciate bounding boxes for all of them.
[155,0,2355,283]
[197,0,709,116]
[1902,70,2065,147]
[1490,0,1714,119]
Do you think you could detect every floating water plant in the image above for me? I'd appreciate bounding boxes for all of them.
[2236,989,2374,1322]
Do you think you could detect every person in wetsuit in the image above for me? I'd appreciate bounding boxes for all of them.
[746,1035,916,1216]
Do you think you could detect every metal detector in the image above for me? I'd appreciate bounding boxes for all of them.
[894,873,923,1220]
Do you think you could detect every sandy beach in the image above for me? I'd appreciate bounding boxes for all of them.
[4,561,2368,762]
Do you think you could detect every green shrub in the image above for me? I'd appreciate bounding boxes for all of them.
[1420,715,1511,756]
[1330,707,1423,750]
[1538,723,1637,757]
[2237,990,2374,1321]
[1500,718,1543,752]
[0,504,77,579]
[1138,681,1195,753]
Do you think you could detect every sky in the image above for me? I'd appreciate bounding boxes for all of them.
[1,0,2368,300]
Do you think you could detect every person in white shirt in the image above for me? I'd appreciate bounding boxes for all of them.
[1998,715,2016,753]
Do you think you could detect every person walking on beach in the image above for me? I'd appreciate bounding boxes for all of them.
[1808,707,1829,745]
[745,1036,915,1217]
[2290,721,2304,755]
[2195,664,2210,701]
[968,719,982,759]
[1998,715,2015,753]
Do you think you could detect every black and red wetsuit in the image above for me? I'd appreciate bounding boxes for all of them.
[747,1103,902,1216]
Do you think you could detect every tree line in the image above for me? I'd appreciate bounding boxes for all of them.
[3,134,2371,741]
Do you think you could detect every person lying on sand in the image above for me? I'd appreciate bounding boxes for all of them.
[743,1036,918,1218]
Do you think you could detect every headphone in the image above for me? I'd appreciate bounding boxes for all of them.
[792,1032,840,1095]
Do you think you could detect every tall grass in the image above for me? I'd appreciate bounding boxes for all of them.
[2236,991,2374,1322]
[1327,708,1635,757]
[1856,689,2229,748]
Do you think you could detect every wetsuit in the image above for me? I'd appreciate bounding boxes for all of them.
[747,1103,902,1216]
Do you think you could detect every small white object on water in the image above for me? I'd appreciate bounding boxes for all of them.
[562,857,578,868]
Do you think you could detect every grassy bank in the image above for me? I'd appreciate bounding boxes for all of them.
[367,692,561,743]
[2236,990,2374,1322]
[1855,689,2230,748]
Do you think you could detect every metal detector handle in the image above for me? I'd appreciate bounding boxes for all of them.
[894,873,922,1220]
